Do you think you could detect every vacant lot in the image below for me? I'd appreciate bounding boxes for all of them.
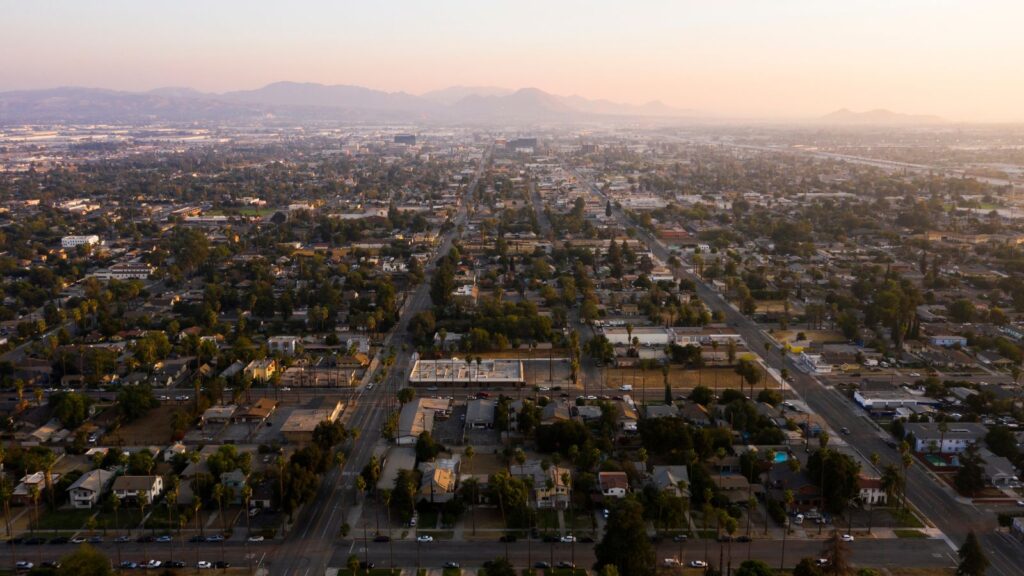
[103,404,178,445]
[771,329,846,345]
[606,366,779,391]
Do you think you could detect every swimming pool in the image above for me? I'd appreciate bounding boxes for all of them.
[774,452,790,463]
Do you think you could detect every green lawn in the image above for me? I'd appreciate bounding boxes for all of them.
[894,529,928,538]
[34,508,96,530]
[891,509,925,528]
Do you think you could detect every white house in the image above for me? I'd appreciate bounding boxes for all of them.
[930,335,968,348]
[61,235,100,249]
[598,471,629,498]
[67,469,115,509]
[903,422,987,454]
[267,336,301,355]
[111,475,164,502]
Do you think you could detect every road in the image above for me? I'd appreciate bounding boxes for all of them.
[329,536,957,572]
[577,170,1024,575]
[269,146,490,576]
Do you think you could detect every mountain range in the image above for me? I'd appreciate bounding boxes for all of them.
[0,82,696,124]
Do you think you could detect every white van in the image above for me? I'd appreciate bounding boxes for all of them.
[620,384,633,391]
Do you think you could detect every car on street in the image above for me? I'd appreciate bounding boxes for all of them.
[444,562,461,569]
[673,534,687,542]
[215,561,231,569]
[70,536,86,544]
[736,535,752,543]
[534,562,551,569]
[664,558,681,567]
[146,560,162,569]
[155,535,173,543]
[115,535,133,543]
[196,561,213,569]
[542,536,560,543]
[416,535,433,543]
[248,535,265,543]
[48,536,69,544]
[1016,500,1024,507]
[841,534,855,542]
[164,561,186,568]
[15,562,33,571]
[205,534,225,542]
[560,535,576,543]
[689,560,708,568]
[557,561,576,569]
[840,427,851,435]
[119,561,139,569]
[88,536,103,544]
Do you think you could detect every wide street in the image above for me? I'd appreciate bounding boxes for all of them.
[578,172,1024,576]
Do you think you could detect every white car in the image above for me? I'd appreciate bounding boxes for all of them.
[689,560,707,568]
[560,535,576,543]
[619,385,633,391]
[146,560,162,569]
[1016,500,1024,507]
[15,562,33,571]
[663,558,680,567]
[248,535,264,542]
[841,534,854,542]
[416,535,433,543]
[197,561,213,569]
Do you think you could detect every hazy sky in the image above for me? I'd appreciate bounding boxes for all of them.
[3,0,1023,121]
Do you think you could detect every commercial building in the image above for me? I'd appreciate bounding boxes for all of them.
[61,235,100,248]
[408,358,524,386]
[281,400,345,443]
[396,397,451,445]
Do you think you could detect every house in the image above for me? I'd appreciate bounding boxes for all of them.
[650,465,690,497]
[267,335,301,355]
[465,399,496,429]
[220,469,248,504]
[930,335,968,348]
[903,422,987,453]
[979,448,1018,487]
[200,405,237,426]
[111,475,164,503]
[233,398,279,424]
[418,458,460,504]
[396,398,451,445]
[598,471,629,498]
[13,472,60,506]
[244,359,277,381]
[510,460,571,509]
[281,400,345,443]
[680,402,711,427]
[67,469,115,509]
[645,404,679,419]
[857,475,886,506]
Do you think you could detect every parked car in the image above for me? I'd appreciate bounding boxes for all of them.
[672,534,688,542]
[145,560,162,569]
[15,562,33,571]
[248,535,265,543]
[841,534,855,542]
[689,560,708,568]
[534,562,551,569]
[444,561,461,569]
[416,535,433,543]
[155,535,173,543]
[196,561,213,569]
[560,535,576,543]
[557,561,576,569]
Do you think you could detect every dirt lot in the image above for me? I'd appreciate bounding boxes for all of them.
[771,329,847,345]
[103,404,178,445]
[605,366,780,390]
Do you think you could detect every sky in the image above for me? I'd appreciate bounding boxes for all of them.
[3,0,1023,122]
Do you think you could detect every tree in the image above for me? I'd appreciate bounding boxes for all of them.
[793,557,824,576]
[397,387,415,406]
[956,531,988,576]
[821,531,851,576]
[347,553,361,575]
[735,560,775,576]
[955,443,985,496]
[57,544,113,576]
[807,449,861,515]
[595,498,656,576]
[481,556,516,576]
[116,384,158,422]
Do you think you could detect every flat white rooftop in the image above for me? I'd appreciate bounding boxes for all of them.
[409,358,524,384]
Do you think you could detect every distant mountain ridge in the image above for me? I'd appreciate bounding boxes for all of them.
[820,108,945,125]
[0,82,697,124]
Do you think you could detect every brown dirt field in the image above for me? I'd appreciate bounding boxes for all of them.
[605,366,780,390]
[103,403,178,445]
[771,329,846,344]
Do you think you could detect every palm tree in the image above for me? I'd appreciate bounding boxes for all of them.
[0,478,12,538]
[29,484,40,534]
[780,489,794,570]
[464,446,477,535]
[212,483,225,536]
[242,485,253,575]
